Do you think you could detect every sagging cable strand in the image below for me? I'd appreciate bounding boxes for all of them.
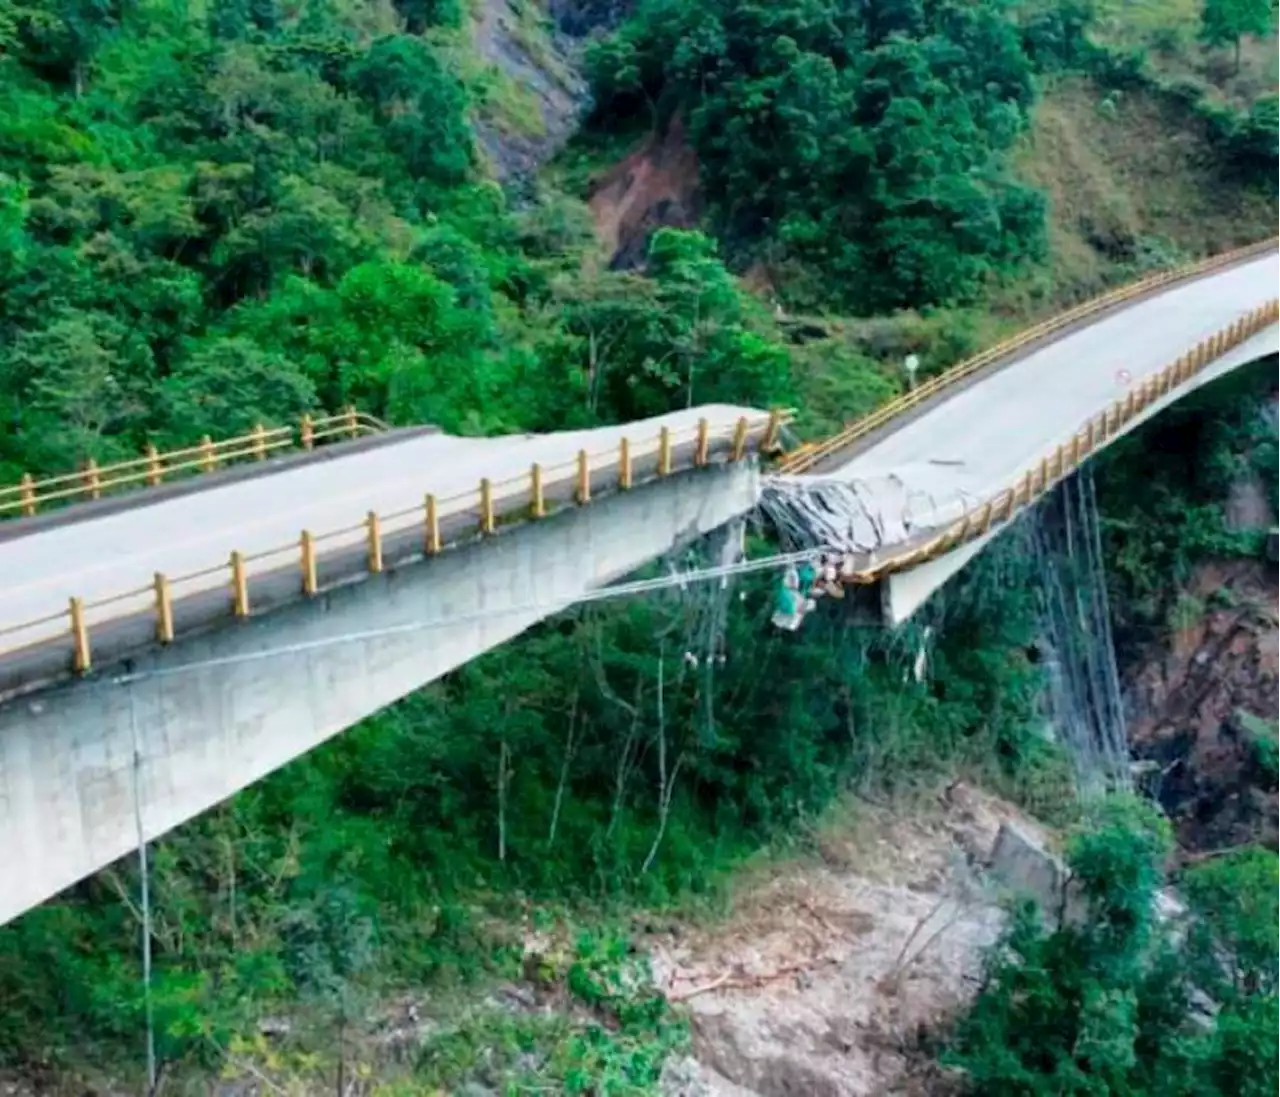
[110,548,822,688]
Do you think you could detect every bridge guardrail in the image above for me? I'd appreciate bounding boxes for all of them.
[0,408,389,517]
[779,237,1279,475]
[0,410,790,683]
[837,298,1280,584]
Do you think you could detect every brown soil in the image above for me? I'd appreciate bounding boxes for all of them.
[646,784,1047,1096]
[1127,560,1279,855]
[588,118,701,269]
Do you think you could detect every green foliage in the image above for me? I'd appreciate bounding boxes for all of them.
[1182,846,1278,999]
[416,930,685,1095]
[1199,0,1277,69]
[0,0,803,477]
[395,929,683,1093]
[952,793,1177,1085]
[585,0,1047,312]
[1019,0,1100,70]
[950,799,1279,1097]
[1235,710,1279,782]
[1095,359,1278,658]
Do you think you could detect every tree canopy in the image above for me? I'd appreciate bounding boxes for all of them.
[587,0,1048,312]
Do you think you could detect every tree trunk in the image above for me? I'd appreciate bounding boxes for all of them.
[548,696,579,847]
[498,740,510,863]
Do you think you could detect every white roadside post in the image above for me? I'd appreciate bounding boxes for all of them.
[904,353,920,392]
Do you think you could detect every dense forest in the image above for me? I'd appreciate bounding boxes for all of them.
[0,0,1277,1092]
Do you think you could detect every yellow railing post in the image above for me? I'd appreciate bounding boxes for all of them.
[345,405,359,439]
[530,464,546,518]
[201,435,216,473]
[154,573,174,643]
[618,437,632,489]
[252,423,267,461]
[763,409,782,453]
[231,551,249,617]
[695,418,709,466]
[70,597,90,673]
[300,530,318,595]
[301,413,315,450]
[366,511,383,572]
[576,450,590,504]
[145,444,162,487]
[730,417,749,461]
[658,427,671,476]
[425,494,441,554]
[480,479,495,535]
[20,473,35,517]
[84,458,101,501]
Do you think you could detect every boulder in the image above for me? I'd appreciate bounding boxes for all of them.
[987,822,1069,919]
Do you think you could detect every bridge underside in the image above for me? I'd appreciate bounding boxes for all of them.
[0,462,758,925]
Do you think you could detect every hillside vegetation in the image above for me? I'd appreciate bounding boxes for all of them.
[1015,75,1276,297]
[0,0,1276,1093]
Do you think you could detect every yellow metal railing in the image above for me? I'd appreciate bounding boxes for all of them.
[0,408,389,518]
[779,237,1279,475]
[0,410,790,676]
[836,298,1280,584]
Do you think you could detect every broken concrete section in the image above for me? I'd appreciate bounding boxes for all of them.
[987,821,1073,925]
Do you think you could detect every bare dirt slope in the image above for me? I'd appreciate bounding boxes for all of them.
[648,785,1051,1097]
[588,117,701,269]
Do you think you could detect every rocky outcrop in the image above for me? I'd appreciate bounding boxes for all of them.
[988,821,1069,915]
[1127,560,1279,853]
[546,0,634,35]
[471,0,615,182]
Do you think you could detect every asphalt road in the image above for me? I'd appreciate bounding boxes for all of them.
[798,251,1278,550]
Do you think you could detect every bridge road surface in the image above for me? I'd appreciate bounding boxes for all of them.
[0,404,767,669]
[796,249,1279,555]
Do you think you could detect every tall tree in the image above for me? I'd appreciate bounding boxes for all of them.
[1200,0,1277,72]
